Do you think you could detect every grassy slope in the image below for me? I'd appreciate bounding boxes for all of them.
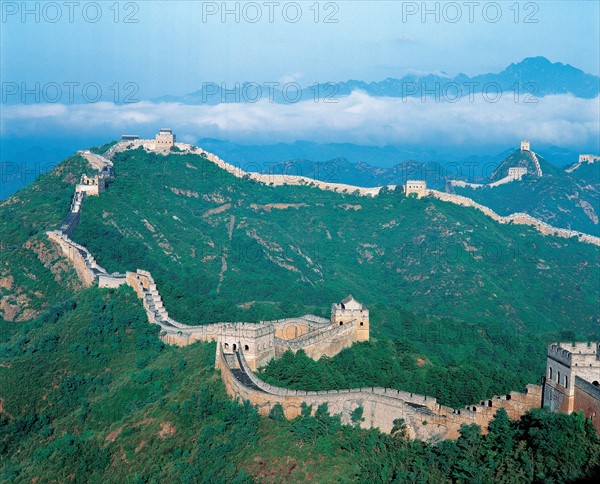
[0,155,91,321]
[75,148,599,334]
[457,152,600,235]
[0,289,362,482]
[1,147,600,481]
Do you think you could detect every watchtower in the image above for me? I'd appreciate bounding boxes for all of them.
[331,295,369,342]
[155,128,175,151]
[544,342,600,413]
[405,180,427,198]
[520,140,530,151]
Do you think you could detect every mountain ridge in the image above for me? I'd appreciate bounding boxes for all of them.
[156,57,600,104]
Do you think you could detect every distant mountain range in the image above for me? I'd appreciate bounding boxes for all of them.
[156,57,600,104]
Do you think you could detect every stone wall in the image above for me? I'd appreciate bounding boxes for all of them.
[218,345,542,441]
[574,377,600,433]
[47,231,103,286]
[98,274,127,289]
[448,169,526,190]
[78,150,113,171]
[275,320,357,360]
[199,148,392,197]
[429,190,600,246]
[123,269,362,370]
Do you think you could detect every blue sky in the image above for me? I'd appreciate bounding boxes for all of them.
[2,1,599,98]
[1,0,599,162]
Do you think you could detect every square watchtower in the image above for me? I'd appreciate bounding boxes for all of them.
[155,128,175,151]
[331,295,369,341]
[544,342,600,413]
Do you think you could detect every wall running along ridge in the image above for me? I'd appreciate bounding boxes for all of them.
[107,138,600,245]
[44,135,600,440]
[218,343,543,441]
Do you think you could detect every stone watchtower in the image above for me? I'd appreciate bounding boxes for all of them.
[520,140,530,151]
[405,180,427,198]
[75,174,106,196]
[331,295,369,341]
[544,342,600,413]
[155,128,175,151]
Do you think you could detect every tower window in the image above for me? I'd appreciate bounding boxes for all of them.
[244,345,249,351]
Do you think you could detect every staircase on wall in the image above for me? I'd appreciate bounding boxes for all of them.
[529,151,543,177]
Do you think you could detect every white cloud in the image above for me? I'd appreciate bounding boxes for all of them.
[1,93,598,151]
[278,72,304,84]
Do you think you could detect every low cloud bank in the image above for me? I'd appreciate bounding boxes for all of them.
[2,91,599,151]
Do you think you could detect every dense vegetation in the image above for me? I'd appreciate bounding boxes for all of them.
[456,151,600,235]
[260,338,545,409]
[1,292,599,482]
[1,145,599,481]
[0,154,89,321]
[74,148,599,333]
[69,147,597,404]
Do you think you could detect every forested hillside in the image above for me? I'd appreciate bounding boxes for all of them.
[73,148,599,333]
[1,146,600,481]
[454,152,600,235]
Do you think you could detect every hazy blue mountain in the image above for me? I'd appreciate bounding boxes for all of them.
[197,138,437,168]
[157,57,600,104]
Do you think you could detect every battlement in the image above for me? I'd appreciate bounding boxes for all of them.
[579,154,600,164]
[404,180,427,198]
[216,344,542,440]
[548,342,600,367]
[75,174,106,196]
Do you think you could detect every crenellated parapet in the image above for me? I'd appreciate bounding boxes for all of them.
[122,268,365,370]
[217,344,542,441]
[543,342,600,426]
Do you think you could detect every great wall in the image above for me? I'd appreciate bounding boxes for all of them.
[448,141,536,190]
[44,130,600,440]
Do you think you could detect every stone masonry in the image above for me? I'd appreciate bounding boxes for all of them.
[543,342,600,432]
[218,342,543,441]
